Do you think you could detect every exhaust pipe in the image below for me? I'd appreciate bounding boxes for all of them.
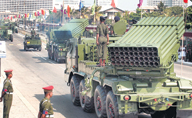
[114,47,119,52]
[109,47,114,52]
[115,52,119,56]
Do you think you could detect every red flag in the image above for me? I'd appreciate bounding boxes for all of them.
[67,5,70,18]
[111,0,116,8]
[34,12,37,16]
[25,14,27,18]
[53,7,57,13]
[184,0,188,3]
[41,9,45,15]
[138,0,143,8]
[10,16,12,20]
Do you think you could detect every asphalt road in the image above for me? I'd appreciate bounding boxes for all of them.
[1,33,192,118]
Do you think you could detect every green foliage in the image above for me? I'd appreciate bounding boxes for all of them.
[158,2,166,13]
[105,19,112,25]
[116,12,121,18]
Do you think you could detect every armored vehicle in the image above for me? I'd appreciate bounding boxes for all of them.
[0,23,13,42]
[46,19,89,63]
[23,34,42,51]
[64,17,192,118]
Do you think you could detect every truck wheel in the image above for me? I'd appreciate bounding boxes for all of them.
[151,111,166,118]
[50,53,54,60]
[9,34,13,42]
[15,29,18,33]
[106,91,119,118]
[94,85,107,118]
[165,103,177,118]
[79,80,94,113]
[38,47,41,51]
[70,76,80,106]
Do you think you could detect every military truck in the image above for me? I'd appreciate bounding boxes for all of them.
[46,19,89,63]
[64,17,192,118]
[0,23,13,42]
[23,34,42,51]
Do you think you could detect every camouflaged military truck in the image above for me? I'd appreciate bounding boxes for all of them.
[64,17,192,118]
[0,22,13,42]
[23,34,42,51]
[46,19,89,63]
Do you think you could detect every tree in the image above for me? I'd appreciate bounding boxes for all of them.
[116,12,121,18]
[157,2,166,14]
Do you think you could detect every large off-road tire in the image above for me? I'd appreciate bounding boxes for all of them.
[9,34,13,42]
[151,111,166,118]
[94,85,107,118]
[50,52,54,60]
[79,80,95,113]
[106,91,119,118]
[70,75,81,106]
[15,29,18,33]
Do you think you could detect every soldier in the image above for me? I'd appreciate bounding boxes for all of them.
[38,85,54,118]
[0,69,13,118]
[110,16,120,35]
[96,16,109,67]
[4,28,8,37]
[31,27,36,38]
[12,25,15,34]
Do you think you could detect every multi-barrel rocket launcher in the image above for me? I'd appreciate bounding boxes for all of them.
[109,17,184,78]
[46,19,89,62]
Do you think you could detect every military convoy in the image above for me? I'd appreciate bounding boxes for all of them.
[23,34,42,51]
[46,19,89,63]
[64,17,192,118]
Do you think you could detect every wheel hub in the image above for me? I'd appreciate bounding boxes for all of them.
[108,102,115,118]
[96,96,102,112]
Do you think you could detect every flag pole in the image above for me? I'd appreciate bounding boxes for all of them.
[62,0,65,25]
[181,1,185,77]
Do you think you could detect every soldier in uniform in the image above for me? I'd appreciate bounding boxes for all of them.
[38,85,54,118]
[4,28,8,37]
[12,25,15,34]
[110,16,120,35]
[96,16,109,67]
[31,27,36,38]
[0,69,13,118]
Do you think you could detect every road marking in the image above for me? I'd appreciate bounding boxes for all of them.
[9,44,13,45]
[17,44,22,45]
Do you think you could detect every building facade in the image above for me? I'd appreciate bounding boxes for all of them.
[54,0,85,10]
[0,0,54,14]
[147,0,187,7]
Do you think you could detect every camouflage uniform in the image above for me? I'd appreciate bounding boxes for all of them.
[12,26,15,33]
[96,23,109,60]
[3,78,13,118]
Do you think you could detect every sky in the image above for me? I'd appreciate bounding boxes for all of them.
[56,0,192,11]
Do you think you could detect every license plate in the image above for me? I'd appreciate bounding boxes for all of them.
[27,42,30,44]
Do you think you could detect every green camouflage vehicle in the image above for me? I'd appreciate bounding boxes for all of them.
[23,34,42,51]
[0,22,13,42]
[9,22,18,33]
[46,19,89,63]
[64,17,192,118]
